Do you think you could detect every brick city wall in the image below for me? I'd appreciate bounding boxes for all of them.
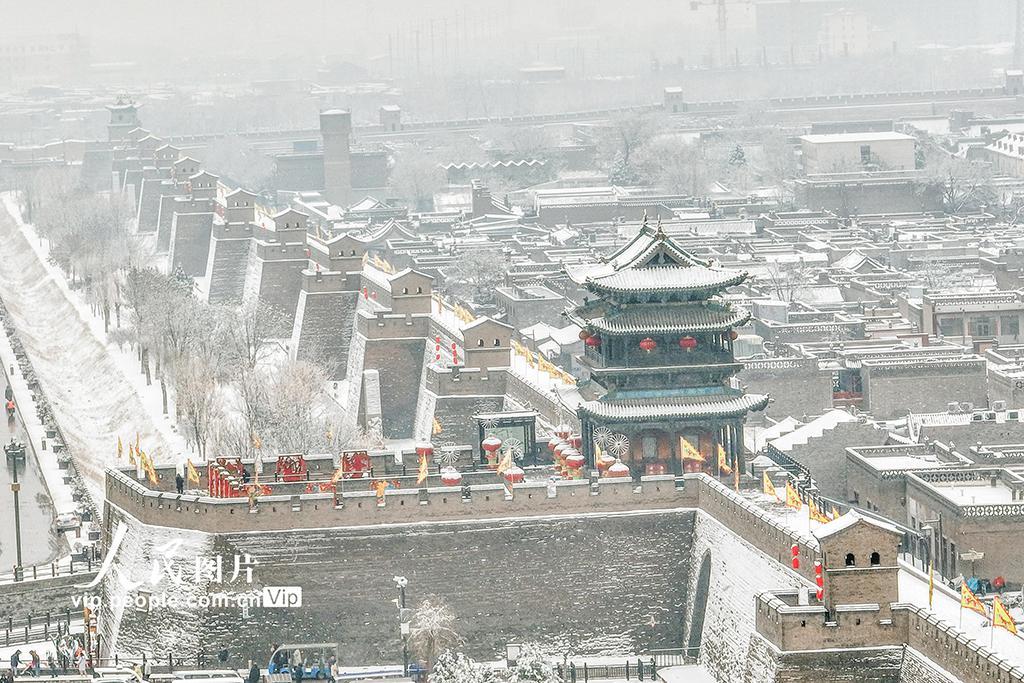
[169,212,213,277]
[361,337,427,438]
[291,288,359,380]
[206,236,251,305]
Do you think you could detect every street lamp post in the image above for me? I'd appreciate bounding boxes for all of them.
[10,455,24,581]
[393,576,410,676]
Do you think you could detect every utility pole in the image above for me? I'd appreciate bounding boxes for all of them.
[11,455,24,581]
[393,576,410,675]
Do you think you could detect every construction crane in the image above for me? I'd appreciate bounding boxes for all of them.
[689,0,753,68]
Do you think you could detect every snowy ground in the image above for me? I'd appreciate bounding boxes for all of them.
[748,484,1024,666]
[0,195,191,505]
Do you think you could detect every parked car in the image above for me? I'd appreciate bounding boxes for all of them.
[55,511,81,531]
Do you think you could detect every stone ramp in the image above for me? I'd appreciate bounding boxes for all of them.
[0,202,181,504]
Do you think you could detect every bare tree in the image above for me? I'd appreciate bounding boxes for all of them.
[761,260,817,302]
[390,149,446,211]
[409,598,462,674]
[175,354,223,458]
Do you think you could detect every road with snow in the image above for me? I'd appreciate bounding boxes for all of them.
[0,366,62,568]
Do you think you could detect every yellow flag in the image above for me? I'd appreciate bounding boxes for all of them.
[961,583,987,616]
[117,436,123,460]
[416,453,429,485]
[330,458,346,485]
[680,438,703,462]
[830,506,841,520]
[432,417,443,435]
[717,444,732,475]
[763,472,778,499]
[928,560,935,608]
[128,443,137,466]
[994,596,1017,635]
[186,460,200,485]
[785,481,802,510]
[135,432,140,453]
[809,499,829,524]
[146,457,159,485]
[496,450,513,475]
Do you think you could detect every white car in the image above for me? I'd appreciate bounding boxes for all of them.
[173,670,245,683]
[54,511,81,531]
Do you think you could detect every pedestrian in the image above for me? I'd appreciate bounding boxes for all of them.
[143,657,153,681]
[46,653,56,679]
[9,652,20,675]
[290,649,303,683]
[30,650,40,677]
[175,472,185,494]
[76,652,87,677]
[247,659,261,683]
[132,663,143,682]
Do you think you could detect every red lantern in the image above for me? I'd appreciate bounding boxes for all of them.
[440,467,462,486]
[604,459,630,478]
[791,544,801,570]
[579,329,591,341]
[482,436,503,454]
[548,436,562,452]
[585,335,602,347]
[565,453,585,470]
[679,336,697,350]
[415,442,434,458]
[639,337,657,353]
[555,424,571,439]
[729,330,739,341]
[569,435,582,449]
[503,465,525,483]
[597,452,616,472]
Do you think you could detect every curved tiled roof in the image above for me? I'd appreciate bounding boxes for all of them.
[586,266,747,294]
[580,304,750,335]
[579,392,769,422]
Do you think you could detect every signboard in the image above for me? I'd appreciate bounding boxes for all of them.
[959,550,985,561]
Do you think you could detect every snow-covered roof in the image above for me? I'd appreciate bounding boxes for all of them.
[769,409,858,452]
[813,510,902,541]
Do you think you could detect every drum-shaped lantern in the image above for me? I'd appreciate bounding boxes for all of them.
[440,467,463,486]
[597,452,617,472]
[482,436,503,454]
[585,335,602,347]
[503,465,525,484]
[729,330,739,341]
[604,460,630,478]
[565,453,586,470]
[679,336,698,350]
[579,329,591,341]
[415,442,434,458]
[639,337,657,353]
[555,423,571,439]
[548,436,562,452]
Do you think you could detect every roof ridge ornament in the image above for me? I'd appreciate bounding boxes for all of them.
[655,216,666,240]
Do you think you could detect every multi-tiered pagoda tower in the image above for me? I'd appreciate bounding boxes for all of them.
[565,220,768,476]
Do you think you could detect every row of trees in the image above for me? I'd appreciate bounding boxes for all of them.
[117,268,348,459]
[29,170,140,333]
[600,110,797,195]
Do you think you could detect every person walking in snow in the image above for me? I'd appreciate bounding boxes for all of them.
[175,472,184,494]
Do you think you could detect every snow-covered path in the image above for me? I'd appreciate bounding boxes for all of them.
[0,199,183,505]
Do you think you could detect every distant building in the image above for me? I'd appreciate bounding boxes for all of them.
[800,132,916,174]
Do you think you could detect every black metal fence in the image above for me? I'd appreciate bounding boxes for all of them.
[2,609,74,647]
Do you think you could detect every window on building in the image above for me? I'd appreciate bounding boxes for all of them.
[870,551,880,566]
[845,553,856,567]
[938,317,963,337]
[1001,315,1020,338]
[968,317,993,337]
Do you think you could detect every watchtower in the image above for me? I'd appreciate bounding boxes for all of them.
[813,511,903,618]
[107,96,142,143]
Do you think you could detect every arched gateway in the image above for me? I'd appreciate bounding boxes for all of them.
[565,219,769,476]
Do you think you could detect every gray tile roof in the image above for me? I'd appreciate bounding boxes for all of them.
[582,304,750,335]
[579,392,769,422]
[586,266,747,294]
